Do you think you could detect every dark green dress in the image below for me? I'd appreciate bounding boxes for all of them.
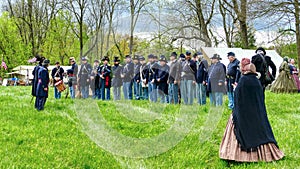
[271,61,298,93]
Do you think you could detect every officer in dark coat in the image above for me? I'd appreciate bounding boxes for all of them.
[51,61,64,99]
[32,55,45,108]
[112,57,123,100]
[99,56,112,100]
[157,55,169,103]
[251,47,276,92]
[78,57,92,98]
[207,54,226,106]
[36,59,50,111]
[226,52,240,109]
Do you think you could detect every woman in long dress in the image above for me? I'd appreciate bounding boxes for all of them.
[289,59,300,92]
[271,57,298,93]
[219,58,284,162]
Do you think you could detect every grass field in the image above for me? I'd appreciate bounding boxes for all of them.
[0,86,300,168]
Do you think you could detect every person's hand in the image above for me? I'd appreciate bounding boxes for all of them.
[218,82,222,86]
[137,80,140,83]
[202,81,206,85]
[157,78,160,82]
[151,79,154,83]
[44,88,48,91]
[193,81,196,84]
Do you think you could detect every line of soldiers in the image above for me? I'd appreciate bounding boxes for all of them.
[65,51,229,106]
[31,47,277,111]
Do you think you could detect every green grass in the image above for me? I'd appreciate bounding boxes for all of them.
[0,86,299,168]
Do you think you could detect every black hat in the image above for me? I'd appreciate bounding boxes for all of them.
[125,55,131,59]
[159,55,167,62]
[139,56,145,61]
[255,47,266,55]
[179,53,185,58]
[94,59,100,63]
[42,59,50,65]
[211,54,222,60]
[227,52,235,57]
[153,55,158,59]
[193,53,198,58]
[35,55,45,63]
[55,61,60,65]
[133,55,139,60]
[81,56,88,61]
[186,51,191,55]
[170,52,177,58]
[148,54,154,59]
[101,56,110,62]
[113,57,120,62]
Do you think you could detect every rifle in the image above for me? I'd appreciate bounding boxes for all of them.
[30,96,34,103]
[65,84,69,99]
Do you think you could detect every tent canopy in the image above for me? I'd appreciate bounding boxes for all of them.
[201,47,283,75]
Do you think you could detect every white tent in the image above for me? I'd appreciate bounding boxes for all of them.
[10,65,72,80]
[201,47,283,75]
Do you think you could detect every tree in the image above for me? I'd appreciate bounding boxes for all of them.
[223,0,249,48]
[41,10,80,65]
[0,12,31,70]
[129,0,150,54]
[5,0,60,57]
[65,0,89,57]
[254,0,300,68]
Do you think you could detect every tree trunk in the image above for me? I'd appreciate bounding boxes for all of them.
[240,0,248,48]
[129,0,134,55]
[28,0,35,56]
[295,0,300,69]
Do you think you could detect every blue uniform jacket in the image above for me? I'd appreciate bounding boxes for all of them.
[36,66,49,97]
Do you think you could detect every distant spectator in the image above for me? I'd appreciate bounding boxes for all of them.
[270,57,297,93]
[289,58,300,92]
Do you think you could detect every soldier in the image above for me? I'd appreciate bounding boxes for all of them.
[226,52,240,109]
[168,52,181,104]
[32,55,45,108]
[196,52,208,105]
[90,60,101,99]
[148,54,159,102]
[67,57,78,99]
[180,51,197,105]
[139,56,149,100]
[121,55,134,100]
[36,59,50,111]
[112,57,123,100]
[51,62,64,99]
[133,55,141,100]
[99,56,112,100]
[78,56,92,98]
[207,54,226,106]
[157,55,169,103]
